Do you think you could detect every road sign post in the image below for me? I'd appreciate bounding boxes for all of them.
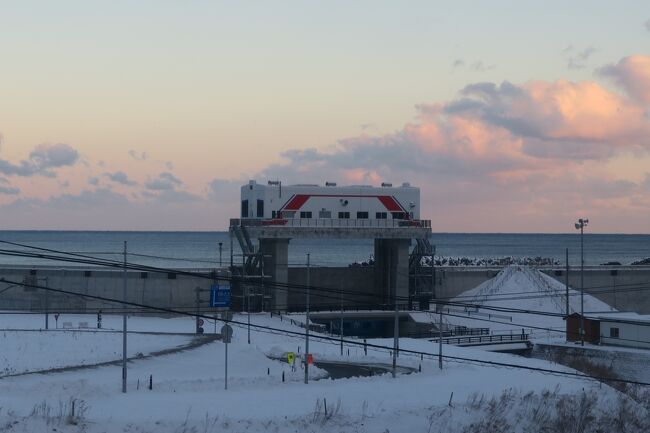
[221,324,233,390]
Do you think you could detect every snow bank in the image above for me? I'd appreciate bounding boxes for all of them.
[445,265,616,337]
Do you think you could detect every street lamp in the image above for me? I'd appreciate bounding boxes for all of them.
[574,218,588,346]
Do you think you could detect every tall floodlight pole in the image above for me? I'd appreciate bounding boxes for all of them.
[122,241,128,393]
[304,253,311,384]
[565,248,569,319]
[574,218,588,346]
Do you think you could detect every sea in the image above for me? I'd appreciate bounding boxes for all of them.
[0,231,648,269]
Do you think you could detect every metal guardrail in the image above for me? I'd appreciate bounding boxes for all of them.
[231,218,431,229]
[434,333,529,345]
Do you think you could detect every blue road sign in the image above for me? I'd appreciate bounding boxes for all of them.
[210,284,231,308]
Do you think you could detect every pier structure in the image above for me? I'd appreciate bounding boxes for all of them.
[231,218,432,311]
[231,180,433,312]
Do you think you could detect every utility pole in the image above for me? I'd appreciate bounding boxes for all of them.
[242,251,250,344]
[195,287,201,334]
[219,242,223,268]
[122,241,128,394]
[304,253,311,384]
[260,255,265,312]
[389,244,399,379]
[229,226,234,272]
[44,277,49,330]
[439,306,443,370]
[224,334,228,390]
[340,290,344,357]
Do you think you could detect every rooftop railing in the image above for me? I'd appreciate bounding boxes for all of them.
[231,218,431,229]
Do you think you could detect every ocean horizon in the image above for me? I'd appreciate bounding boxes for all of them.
[0,230,649,269]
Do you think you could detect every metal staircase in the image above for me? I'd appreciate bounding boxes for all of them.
[230,222,261,276]
[409,238,436,309]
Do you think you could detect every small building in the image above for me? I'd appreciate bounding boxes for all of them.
[566,313,601,344]
[566,312,650,349]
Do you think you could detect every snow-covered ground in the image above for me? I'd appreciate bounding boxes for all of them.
[444,265,616,338]
[0,310,634,432]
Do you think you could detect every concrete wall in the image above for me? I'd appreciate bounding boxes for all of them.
[433,268,501,300]
[286,266,375,311]
[4,265,650,314]
[542,268,650,313]
[0,267,215,314]
[432,267,650,314]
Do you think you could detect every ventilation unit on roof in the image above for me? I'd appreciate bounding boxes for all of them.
[381,182,393,187]
[325,182,337,186]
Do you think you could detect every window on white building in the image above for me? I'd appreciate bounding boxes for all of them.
[609,327,619,338]
[300,211,312,219]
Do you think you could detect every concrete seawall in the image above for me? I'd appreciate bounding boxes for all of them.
[2,265,650,313]
[434,266,650,313]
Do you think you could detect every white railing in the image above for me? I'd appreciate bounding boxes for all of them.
[232,218,431,229]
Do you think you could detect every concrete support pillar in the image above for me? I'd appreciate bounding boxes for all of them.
[374,238,411,307]
[259,238,290,312]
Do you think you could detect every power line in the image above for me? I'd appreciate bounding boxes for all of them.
[0,245,646,329]
[5,238,650,309]
[2,275,650,387]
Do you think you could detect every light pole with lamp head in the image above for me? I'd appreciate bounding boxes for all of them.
[574,218,588,346]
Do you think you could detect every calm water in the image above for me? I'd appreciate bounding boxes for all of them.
[0,231,648,269]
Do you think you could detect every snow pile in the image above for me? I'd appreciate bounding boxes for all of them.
[445,265,616,337]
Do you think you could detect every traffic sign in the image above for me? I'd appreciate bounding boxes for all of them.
[287,352,295,365]
[210,284,231,308]
[221,324,233,343]
[198,318,204,326]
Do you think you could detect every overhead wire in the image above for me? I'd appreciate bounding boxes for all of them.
[2,275,650,387]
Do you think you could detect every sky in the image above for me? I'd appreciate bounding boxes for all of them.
[1,1,650,233]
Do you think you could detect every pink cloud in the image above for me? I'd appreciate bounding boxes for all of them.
[598,55,650,104]
[260,57,650,232]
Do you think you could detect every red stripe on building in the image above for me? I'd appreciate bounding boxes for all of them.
[377,196,403,212]
[280,194,406,213]
[283,194,310,211]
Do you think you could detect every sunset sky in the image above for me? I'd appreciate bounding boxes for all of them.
[1,1,650,232]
